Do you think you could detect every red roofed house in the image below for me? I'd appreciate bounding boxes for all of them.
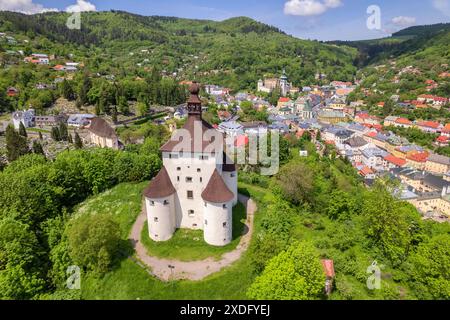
[416,121,443,133]
[406,152,429,170]
[321,259,335,295]
[377,102,385,108]
[359,166,375,179]
[384,154,407,170]
[417,94,448,107]
[395,117,412,128]
[436,135,449,147]
[277,97,291,108]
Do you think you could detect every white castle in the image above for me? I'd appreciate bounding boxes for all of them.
[143,83,238,246]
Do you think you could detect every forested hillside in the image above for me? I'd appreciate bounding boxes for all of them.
[0,10,358,91]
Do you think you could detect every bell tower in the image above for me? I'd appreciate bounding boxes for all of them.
[187,82,202,116]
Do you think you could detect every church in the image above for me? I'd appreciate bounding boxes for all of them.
[143,82,238,247]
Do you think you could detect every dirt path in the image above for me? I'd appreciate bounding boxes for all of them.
[128,194,257,281]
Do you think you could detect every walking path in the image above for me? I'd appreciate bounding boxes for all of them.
[128,194,257,281]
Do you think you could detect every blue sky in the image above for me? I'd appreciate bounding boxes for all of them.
[2,0,450,40]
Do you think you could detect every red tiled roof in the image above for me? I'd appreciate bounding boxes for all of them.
[417,121,441,129]
[436,135,449,143]
[365,131,377,138]
[359,166,374,176]
[278,97,290,103]
[407,152,429,163]
[396,117,412,125]
[384,154,406,167]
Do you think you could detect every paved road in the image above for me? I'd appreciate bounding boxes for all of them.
[128,194,257,281]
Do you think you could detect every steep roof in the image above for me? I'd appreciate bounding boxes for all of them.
[143,166,176,199]
[201,169,234,203]
[160,82,224,153]
[88,117,117,139]
[160,114,223,153]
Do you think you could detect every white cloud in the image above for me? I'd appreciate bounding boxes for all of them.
[284,0,342,17]
[391,16,416,27]
[0,0,57,14]
[66,0,96,13]
[433,0,450,16]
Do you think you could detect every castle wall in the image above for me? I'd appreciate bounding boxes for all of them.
[203,200,233,246]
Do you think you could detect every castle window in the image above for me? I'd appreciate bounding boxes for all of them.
[204,220,208,225]
[177,167,181,171]
[197,168,201,172]
[223,204,227,209]
[177,176,180,182]
[230,173,235,178]
[193,224,197,227]
[204,202,207,207]
[163,200,169,205]
[188,210,195,217]
[150,201,155,206]
[186,177,193,183]
[187,191,193,199]
[154,217,158,222]
[199,155,209,160]
[223,222,227,228]
[200,177,203,183]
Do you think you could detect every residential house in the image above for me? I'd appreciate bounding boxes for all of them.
[361,147,388,171]
[383,154,407,170]
[67,114,95,127]
[426,153,450,175]
[416,121,443,134]
[241,121,268,136]
[7,87,19,97]
[12,109,35,129]
[406,152,429,170]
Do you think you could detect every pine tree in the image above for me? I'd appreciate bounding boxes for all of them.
[19,122,27,137]
[59,122,68,141]
[111,106,118,124]
[5,124,29,162]
[32,140,45,156]
[74,132,83,149]
[51,126,61,141]
[38,131,43,140]
[60,79,74,100]
[68,133,73,144]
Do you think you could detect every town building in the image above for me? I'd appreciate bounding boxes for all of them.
[12,109,35,129]
[257,70,292,96]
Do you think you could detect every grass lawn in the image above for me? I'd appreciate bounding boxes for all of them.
[76,181,267,300]
[72,181,148,238]
[140,202,247,261]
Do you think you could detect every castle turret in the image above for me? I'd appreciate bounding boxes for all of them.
[202,169,234,246]
[144,166,176,241]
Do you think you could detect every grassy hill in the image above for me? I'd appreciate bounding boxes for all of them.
[0,10,358,90]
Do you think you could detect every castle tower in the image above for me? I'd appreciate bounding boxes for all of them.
[143,82,237,247]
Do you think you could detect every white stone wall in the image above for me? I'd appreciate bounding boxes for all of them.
[162,152,220,230]
[203,201,233,246]
[146,195,175,241]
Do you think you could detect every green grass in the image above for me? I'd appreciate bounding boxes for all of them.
[72,181,148,238]
[140,202,247,261]
[73,181,268,300]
